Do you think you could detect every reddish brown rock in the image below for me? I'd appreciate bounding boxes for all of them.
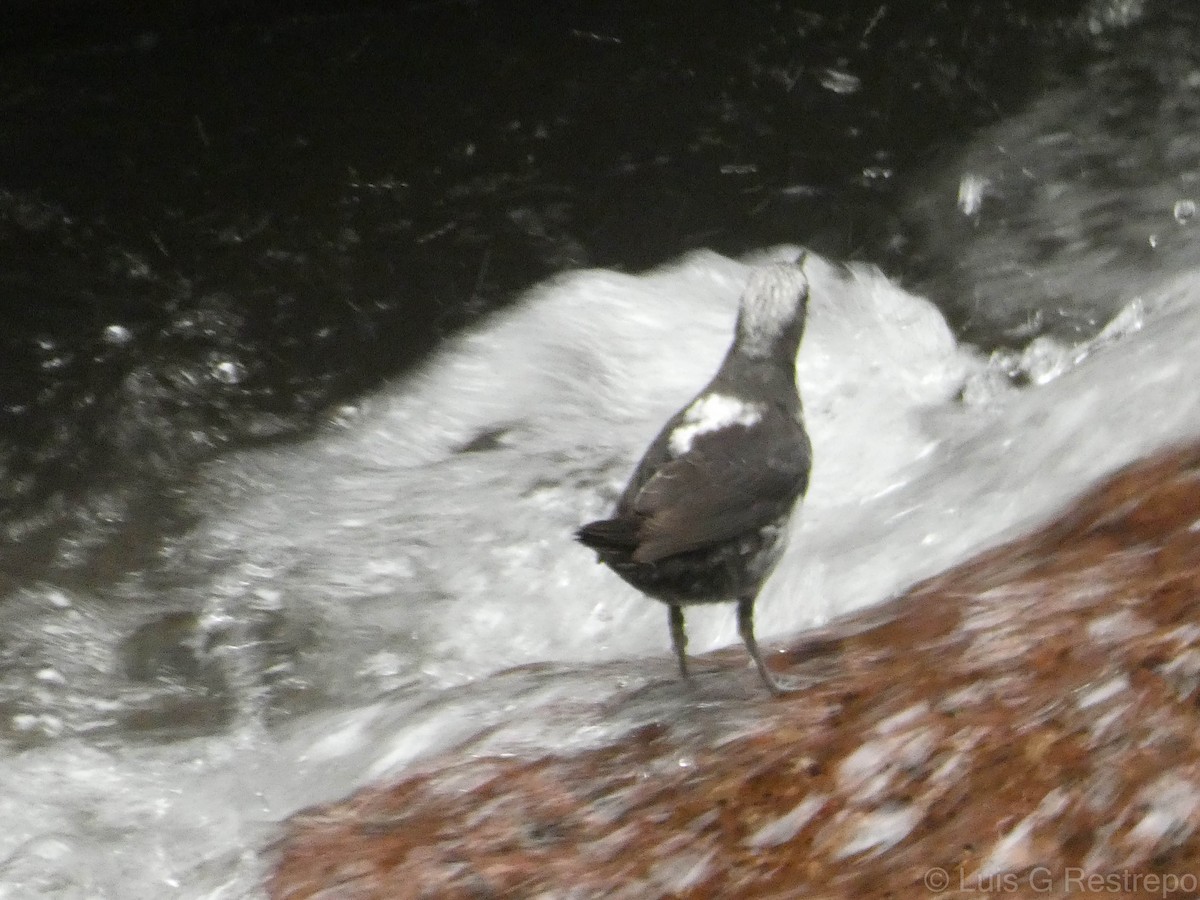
[270,442,1200,899]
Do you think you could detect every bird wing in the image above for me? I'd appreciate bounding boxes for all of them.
[629,411,810,563]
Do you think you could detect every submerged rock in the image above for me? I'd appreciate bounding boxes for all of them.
[270,441,1200,899]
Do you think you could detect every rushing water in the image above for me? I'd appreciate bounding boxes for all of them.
[1,239,1187,899]
[4,1,1200,897]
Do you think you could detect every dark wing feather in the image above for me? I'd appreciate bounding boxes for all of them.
[630,410,810,563]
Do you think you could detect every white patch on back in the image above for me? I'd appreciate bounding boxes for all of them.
[668,392,763,456]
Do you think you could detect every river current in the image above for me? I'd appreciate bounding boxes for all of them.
[2,2,1197,896]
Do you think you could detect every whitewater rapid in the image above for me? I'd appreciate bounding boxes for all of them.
[4,244,1199,898]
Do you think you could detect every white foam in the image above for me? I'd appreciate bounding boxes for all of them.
[178,247,975,683]
[138,247,1200,689]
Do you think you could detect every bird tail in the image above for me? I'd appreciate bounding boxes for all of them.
[575,518,639,551]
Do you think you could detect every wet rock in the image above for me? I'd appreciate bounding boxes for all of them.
[270,441,1200,899]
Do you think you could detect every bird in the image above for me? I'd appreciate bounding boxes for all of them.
[576,259,812,694]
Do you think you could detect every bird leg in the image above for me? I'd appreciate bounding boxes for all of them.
[667,604,690,679]
[737,596,789,695]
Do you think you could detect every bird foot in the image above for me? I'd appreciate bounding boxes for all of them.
[757,669,805,696]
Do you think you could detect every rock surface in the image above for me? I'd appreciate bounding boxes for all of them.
[270,442,1200,899]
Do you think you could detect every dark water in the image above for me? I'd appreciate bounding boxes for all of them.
[1,2,1097,575]
[0,2,1105,620]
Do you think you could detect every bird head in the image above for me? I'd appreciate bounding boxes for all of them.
[733,258,810,363]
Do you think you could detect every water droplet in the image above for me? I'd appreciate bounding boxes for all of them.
[103,323,134,345]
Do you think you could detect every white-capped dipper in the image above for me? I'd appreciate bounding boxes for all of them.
[576,260,812,694]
